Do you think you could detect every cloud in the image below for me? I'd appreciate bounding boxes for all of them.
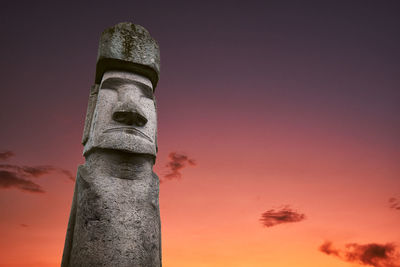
[20,224,28,227]
[0,170,45,193]
[319,241,340,257]
[259,206,306,227]
[319,241,400,267]
[0,150,14,161]
[389,197,400,211]
[0,164,75,182]
[163,152,196,181]
[0,150,75,194]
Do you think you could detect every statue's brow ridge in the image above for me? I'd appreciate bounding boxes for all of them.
[100,77,154,99]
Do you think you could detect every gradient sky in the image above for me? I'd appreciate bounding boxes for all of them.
[1,1,399,266]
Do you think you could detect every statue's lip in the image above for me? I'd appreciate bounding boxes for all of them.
[103,127,153,143]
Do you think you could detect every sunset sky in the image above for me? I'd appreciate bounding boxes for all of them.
[1,1,399,267]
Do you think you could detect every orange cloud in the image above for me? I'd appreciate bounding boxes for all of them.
[163,152,196,181]
[259,206,306,228]
[389,197,400,211]
[0,150,75,194]
[0,170,45,193]
[319,241,400,267]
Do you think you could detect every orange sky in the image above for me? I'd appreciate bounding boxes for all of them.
[0,118,398,266]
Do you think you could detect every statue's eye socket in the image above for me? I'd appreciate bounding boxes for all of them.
[141,88,154,100]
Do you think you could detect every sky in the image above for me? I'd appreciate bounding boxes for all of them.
[0,1,399,266]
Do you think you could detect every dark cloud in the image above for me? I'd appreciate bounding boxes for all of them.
[319,241,340,257]
[163,152,196,181]
[0,150,14,161]
[0,170,45,193]
[0,150,75,194]
[389,197,400,211]
[0,164,53,177]
[0,164,75,181]
[319,241,400,267]
[259,206,306,227]
[20,224,28,227]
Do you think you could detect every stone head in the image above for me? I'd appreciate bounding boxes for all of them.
[82,22,160,158]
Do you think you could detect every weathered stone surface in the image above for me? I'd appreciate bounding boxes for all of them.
[62,22,161,267]
[62,151,161,267]
[82,84,99,145]
[96,22,160,88]
[83,71,158,157]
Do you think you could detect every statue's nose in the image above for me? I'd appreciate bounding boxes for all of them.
[112,104,148,127]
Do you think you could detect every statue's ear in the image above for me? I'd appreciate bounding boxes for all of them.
[82,84,100,145]
[154,98,158,154]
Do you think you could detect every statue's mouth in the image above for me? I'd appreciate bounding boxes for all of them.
[103,127,153,143]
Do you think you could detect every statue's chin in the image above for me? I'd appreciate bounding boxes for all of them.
[83,132,156,157]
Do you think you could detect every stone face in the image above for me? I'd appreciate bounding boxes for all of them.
[84,71,158,157]
[62,22,161,267]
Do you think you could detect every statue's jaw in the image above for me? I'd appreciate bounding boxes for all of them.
[83,131,156,157]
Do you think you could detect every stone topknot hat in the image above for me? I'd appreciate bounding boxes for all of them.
[95,22,160,89]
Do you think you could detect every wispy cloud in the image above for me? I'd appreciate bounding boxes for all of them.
[0,170,45,193]
[319,241,400,267]
[0,150,75,194]
[320,241,340,257]
[389,197,400,211]
[0,150,15,161]
[259,206,306,227]
[163,152,196,181]
[0,164,75,181]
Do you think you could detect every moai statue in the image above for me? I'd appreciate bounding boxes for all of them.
[61,22,161,267]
